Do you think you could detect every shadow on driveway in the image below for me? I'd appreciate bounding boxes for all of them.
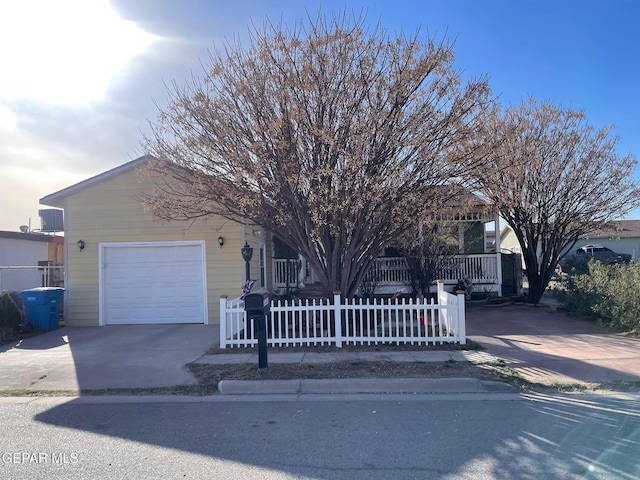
[467,305,640,384]
[0,325,218,391]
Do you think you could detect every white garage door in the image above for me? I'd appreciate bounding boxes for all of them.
[100,242,207,325]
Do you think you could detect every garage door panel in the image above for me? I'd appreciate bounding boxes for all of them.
[131,306,157,322]
[102,242,207,325]
[108,307,133,324]
[176,288,203,300]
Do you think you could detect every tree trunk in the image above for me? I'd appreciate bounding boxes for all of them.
[522,249,546,304]
[526,273,545,304]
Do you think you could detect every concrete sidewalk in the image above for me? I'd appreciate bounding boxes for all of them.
[195,349,498,366]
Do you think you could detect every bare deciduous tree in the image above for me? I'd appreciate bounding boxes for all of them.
[471,98,640,304]
[398,220,461,300]
[141,11,491,297]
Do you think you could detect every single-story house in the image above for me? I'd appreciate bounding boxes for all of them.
[39,156,271,327]
[0,230,63,292]
[40,156,522,327]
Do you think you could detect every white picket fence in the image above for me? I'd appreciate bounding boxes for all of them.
[220,281,465,348]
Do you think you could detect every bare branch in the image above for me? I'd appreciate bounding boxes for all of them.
[140,10,492,297]
[471,98,640,303]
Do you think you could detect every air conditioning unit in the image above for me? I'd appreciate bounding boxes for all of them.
[39,209,64,232]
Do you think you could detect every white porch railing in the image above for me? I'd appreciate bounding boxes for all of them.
[272,254,500,292]
[368,255,499,284]
[272,259,301,290]
[220,281,465,348]
[0,265,64,293]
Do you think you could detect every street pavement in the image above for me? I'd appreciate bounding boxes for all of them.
[1,393,639,479]
[0,299,638,394]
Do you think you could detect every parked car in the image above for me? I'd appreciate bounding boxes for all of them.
[558,244,632,273]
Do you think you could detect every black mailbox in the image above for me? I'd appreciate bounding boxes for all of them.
[243,289,271,368]
[244,290,271,315]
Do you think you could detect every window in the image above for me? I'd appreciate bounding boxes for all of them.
[259,243,266,288]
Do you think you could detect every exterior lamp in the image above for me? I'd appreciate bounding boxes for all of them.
[241,242,253,281]
[217,236,224,248]
[77,240,85,251]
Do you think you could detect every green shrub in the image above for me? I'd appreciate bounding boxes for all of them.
[556,260,640,333]
[560,257,591,276]
[452,279,470,295]
[0,292,23,341]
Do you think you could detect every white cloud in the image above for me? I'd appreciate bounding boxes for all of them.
[0,105,134,231]
[0,103,17,130]
[0,0,156,104]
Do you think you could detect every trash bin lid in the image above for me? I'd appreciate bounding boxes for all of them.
[20,287,65,293]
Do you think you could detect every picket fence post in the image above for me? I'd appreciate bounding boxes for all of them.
[437,280,445,327]
[456,291,466,345]
[333,292,343,348]
[219,295,228,349]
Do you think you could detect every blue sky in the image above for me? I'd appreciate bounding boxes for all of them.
[0,0,638,231]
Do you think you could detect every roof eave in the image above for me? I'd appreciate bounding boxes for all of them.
[39,155,151,208]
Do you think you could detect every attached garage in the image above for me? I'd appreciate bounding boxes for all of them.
[39,157,269,327]
[99,241,208,325]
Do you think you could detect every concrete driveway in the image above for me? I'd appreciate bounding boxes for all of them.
[467,304,640,384]
[0,325,218,391]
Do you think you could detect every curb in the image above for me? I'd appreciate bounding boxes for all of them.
[217,377,515,395]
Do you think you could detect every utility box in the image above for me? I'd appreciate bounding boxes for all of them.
[19,287,64,331]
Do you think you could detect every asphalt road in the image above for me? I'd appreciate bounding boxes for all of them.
[1,393,639,479]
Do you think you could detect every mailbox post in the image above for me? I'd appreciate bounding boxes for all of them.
[244,289,271,368]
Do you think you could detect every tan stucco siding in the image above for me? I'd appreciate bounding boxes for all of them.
[62,169,246,326]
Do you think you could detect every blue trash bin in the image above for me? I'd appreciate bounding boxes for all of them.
[19,287,64,331]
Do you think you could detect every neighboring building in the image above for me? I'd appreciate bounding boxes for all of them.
[500,225,522,256]
[575,220,640,262]
[0,231,63,292]
[501,220,640,263]
[39,156,271,327]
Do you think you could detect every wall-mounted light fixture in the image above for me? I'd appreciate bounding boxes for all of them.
[77,240,85,251]
[217,236,224,248]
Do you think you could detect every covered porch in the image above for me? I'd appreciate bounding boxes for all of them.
[273,253,503,296]
[272,210,513,298]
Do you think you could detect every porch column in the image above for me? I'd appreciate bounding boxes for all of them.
[494,213,502,252]
[494,213,503,296]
